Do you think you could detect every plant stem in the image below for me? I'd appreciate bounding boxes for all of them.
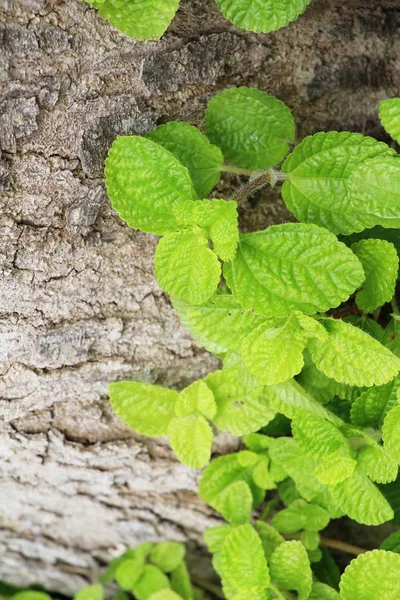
[234,170,275,202]
[319,536,367,556]
[190,574,225,598]
[220,164,254,176]
[261,494,281,520]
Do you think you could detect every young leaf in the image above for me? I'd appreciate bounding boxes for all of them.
[350,377,400,428]
[105,136,195,234]
[108,382,177,436]
[309,318,400,387]
[291,411,349,460]
[150,543,185,573]
[132,565,171,600]
[216,480,253,524]
[301,530,320,551]
[204,364,276,435]
[357,444,398,484]
[154,228,221,305]
[115,559,144,590]
[347,156,400,229]
[86,0,179,40]
[382,405,400,463]
[314,450,357,486]
[173,292,266,355]
[380,98,400,144]
[282,131,394,234]
[328,467,394,525]
[224,223,364,318]
[217,524,270,595]
[269,541,312,600]
[170,562,193,600]
[168,414,213,468]
[340,550,400,600]
[175,380,216,420]
[75,586,104,600]
[271,499,330,533]
[255,521,284,560]
[215,0,311,34]
[204,87,295,170]
[309,582,341,600]
[146,122,223,198]
[351,239,398,313]
[204,525,235,553]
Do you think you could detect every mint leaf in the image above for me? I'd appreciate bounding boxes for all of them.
[216,524,269,596]
[215,0,311,33]
[282,132,394,234]
[174,292,266,355]
[224,223,364,318]
[146,122,223,197]
[155,228,221,304]
[75,586,104,600]
[271,499,330,533]
[310,582,341,600]
[204,87,295,169]
[132,566,171,600]
[255,521,284,560]
[291,411,349,460]
[168,414,213,468]
[170,562,193,600]
[216,480,254,524]
[357,444,398,484]
[347,156,400,229]
[350,377,400,428]
[87,0,179,40]
[204,363,276,435]
[115,560,143,590]
[150,543,185,573]
[380,98,400,144]
[383,405,400,463]
[14,595,52,600]
[340,550,400,600]
[105,136,195,234]
[351,239,398,313]
[241,312,326,385]
[380,531,400,554]
[204,525,235,553]
[269,540,312,600]
[328,467,394,525]
[314,450,356,486]
[175,380,216,420]
[148,592,183,600]
[108,381,177,436]
[309,318,400,387]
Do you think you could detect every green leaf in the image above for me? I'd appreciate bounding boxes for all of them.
[357,444,398,484]
[340,550,400,600]
[173,292,266,355]
[175,380,216,420]
[314,450,357,486]
[148,591,183,600]
[217,524,269,596]
[154,228,221,305]
[380,531,400,554]
[74,586,104,600]
[347,155,400,229]
[272,499,330,533]
[298,352,359,404]
[252,455,276,490]
[146,122,223,198]
[224,223,364,318]
[301,530,320,551]
[204,525,235,553]
[282,131,394,235]
[269,540,312,600]
[109,381,177,437]
[132,565,171,600]
[204,87,295,170]
[204,364,276,435]
[87,0,179,40]
[341,226,400,261]
[243,433,274,452]
[351,239,398,312]
[383,405,400,463]
[150,543,185,573]
[255,521,284,560]
[241,312,326,385]
[328,467,394,525]
[309,582,341,600]
[215,0,311,34]
[168,414,213,468]
[13,595,52,600]
[291,411,349,460]
[309,318,400,387]
[105,136,195,234]
[115,559,144,590]
[350,377,400,428]
[170,562,193,600]
[216,480,254,524]
[379,473,400,525]
[134,543,154,562]
[380,98,400,144]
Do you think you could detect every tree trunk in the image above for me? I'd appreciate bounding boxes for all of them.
[1,0,399,595]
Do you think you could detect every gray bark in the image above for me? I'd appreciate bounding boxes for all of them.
[1,0,399,594]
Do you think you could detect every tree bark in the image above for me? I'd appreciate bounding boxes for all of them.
[1,0,399,594]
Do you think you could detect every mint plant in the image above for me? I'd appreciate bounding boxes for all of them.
[103,87,400,598]
[85,0,312,40]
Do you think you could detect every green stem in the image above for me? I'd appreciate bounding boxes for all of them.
[220,164,254,176]
[261,494,281,520]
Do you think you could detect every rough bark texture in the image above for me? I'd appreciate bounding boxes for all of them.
[1,0,400,595]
